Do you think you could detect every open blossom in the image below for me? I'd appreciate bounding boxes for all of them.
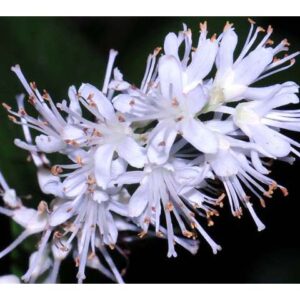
[205,20,299,112]
[115,156,223,257]
[0,18,299,283]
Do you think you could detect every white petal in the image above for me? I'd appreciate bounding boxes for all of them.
[62,171,86,198]
[164,32,179,59]
[28,251,52,279]
[112,94,135,113]
[186,85,208,115]
[38,168,64,197]
[206,149,239,177]
[242,84,282,101]
[158,55,183,99]
[216,29,237,79]
[110,158,127,179]
[94,144,115,189]
[93,190,109,203]
[35,135,65,153]
[186,39,218,89]
[0,275,20,284]
[79,83,116,121]
[147,122,177,165]
[128,184,149,217]
[117,136,145,168]
[103,211,118,245]
[250,124,291,157]
[180,188,204,207]
[181,118,218,154]
[3,189,21,208]
[61,125,85,141]
[68,85,82,122]
[49,201,74,227]
[233,47,273,86]
[13,208,47,233]
[114,171,144,185]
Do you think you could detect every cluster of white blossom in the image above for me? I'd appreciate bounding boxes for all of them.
[0,19,299,283]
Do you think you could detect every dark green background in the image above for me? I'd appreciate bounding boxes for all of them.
[0,17,300,283]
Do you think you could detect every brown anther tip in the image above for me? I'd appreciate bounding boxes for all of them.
[137,231,147,239]
[153,47,162,56]
[2,103,11,110]
[280,186,289,197]
[190,221,196,229]
[42,89,50,100]
[263,191,272,198]
[129,99,135,106]
[223,21,233,32]
[207,219,214,227]
[266,39,274,46]
[92,129,102,137]
[30,81,37,90]
[88,252,95,260]
[37,200,49,214]
[109,244,115,250]
[257,26,266,33]
[165,201,174,212]
[210,33,217,42]
[248,18,256,25]
[76,156,83,166]
[260,198,266,208]
[54,231,63,239]
[65,139,79,146]
[191,47,197,52]
[291,58,296,65]
[156,231,164,238]
[267,25,273,34]
[75,257,80,267]
[28,95,36,105]
[182,230,193,238]
[8,115,17,122]
[199,21,207,32]
[51,165,63,176]
[282,39,290,46]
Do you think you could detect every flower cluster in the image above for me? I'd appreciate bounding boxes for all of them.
[0,19,299,283]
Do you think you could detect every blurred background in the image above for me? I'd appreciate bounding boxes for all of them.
[0,17,300,283]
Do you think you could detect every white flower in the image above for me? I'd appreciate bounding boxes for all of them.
[205,19,299,112]
[115,157,222,257]
[113,54,218,164]
[0,274,21,284]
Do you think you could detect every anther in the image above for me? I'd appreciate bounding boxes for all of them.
[30,81,37,90]
[165,201,174,212]
[2,103,11,110]
[210,33,217,42]
[51,165,63,176]
[199,21,207,32]
[248,18,256,25]
[137,231,147,238]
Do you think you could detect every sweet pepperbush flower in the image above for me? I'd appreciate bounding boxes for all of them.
[0,18,299,284]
